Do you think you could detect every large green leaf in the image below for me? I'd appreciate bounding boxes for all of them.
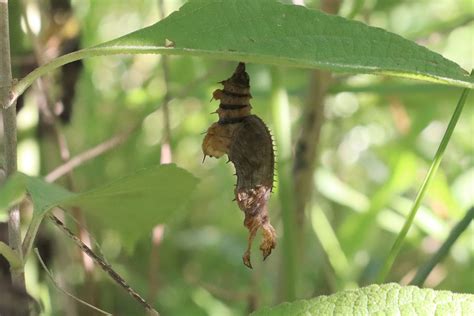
[99,0,473,87]
[10,0,472,104]
[0,165,199,248]
[252,283,474,315]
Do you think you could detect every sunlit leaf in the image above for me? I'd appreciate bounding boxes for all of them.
[100,0,472,88]
[251,283,474,315]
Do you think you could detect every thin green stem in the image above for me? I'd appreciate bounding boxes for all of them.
[376,72,473,283]
[22,213,45,260]
[271,68,297,301]
[0,240,22,269]
[410,206,474,286]
[34,249,112,315]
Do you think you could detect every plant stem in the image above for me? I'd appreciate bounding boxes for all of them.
[410,206,474,286]
[376,75,472,283]
[0,240,22,269]
[271,68,297,301]
[291,0,341,293]
[0,0,26,290]
[22,213,44,260]
[293,70,330,231]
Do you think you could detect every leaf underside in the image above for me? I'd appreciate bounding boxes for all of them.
[251,283,474,316]
[93,0,473,88]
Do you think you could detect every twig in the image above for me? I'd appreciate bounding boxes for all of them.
[148,225,164,302]
[158,0,172,165]
[410,206,474,286]
[45,127,136,182]
[47,213,160,315]
[0,0,26,290]
[292,70,332,229]
[34,248,112,316]
[290,0,341,294]
[292,0,341,231]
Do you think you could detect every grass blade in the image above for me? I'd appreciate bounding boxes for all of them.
[410,206,474,286]
[376,71,473,283]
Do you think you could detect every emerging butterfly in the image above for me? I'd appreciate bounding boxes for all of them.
[202,62,276,268]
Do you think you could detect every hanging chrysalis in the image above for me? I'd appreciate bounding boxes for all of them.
[202,62,276,268]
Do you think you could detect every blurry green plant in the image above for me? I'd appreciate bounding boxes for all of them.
[1,0,472,314]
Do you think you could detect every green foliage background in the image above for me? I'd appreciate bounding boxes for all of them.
[3,0,472,315]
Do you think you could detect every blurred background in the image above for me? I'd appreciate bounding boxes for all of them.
[1,0,473,315]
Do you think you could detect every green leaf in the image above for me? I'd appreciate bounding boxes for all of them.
[0,173,27,215]
[61,164,198,249]
[0,165,199,249]
[11,0,473,105]
[251,283,474,316]
[24,176,76,215]
[101,0,472,88]
[0,172,75,216]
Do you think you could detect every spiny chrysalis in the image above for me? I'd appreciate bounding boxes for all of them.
[202,63,276,268]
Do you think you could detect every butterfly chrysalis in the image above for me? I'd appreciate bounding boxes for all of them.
[202,63,276,268]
